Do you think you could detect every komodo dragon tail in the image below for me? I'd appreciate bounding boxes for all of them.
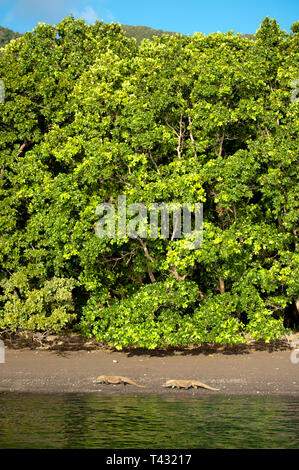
[121,377,145,388]
[192,381,219,391]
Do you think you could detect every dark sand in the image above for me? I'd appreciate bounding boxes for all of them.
[0,339,298,396]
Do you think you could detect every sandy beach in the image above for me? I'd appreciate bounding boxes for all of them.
[0,334,298,396]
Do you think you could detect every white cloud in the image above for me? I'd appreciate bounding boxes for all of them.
[74,5,98,24]
[2,0,100,29]
[105,9,116,22]
[4,0,74,25]
[2,0,115,31]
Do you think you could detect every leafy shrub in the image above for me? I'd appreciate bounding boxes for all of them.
[0,274,77,332]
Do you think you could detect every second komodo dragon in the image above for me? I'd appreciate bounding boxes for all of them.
[163,379,219,391]
[96,375,144,388]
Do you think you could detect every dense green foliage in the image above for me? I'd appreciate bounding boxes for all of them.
[0,26,21,47]
[1,22,258,48]
[0,23,178,48]
[0,17,298,348]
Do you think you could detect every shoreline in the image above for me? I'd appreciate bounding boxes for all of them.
[0,338,298,396]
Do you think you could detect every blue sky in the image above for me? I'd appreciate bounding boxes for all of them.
[0,0,298,35]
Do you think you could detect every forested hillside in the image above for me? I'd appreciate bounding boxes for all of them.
[0,17,298,349]
[0,26,21,47]
[122,24,178,43]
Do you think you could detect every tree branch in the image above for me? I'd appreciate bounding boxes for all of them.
[188,114,197,158]
[168,266,189,282]
[137,237,156,283]
[148,150,160,174]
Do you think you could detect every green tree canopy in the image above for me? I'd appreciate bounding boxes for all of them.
[0,17,298,347]
[290,21,299,34]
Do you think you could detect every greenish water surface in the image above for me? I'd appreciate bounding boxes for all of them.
[0,393,298,448]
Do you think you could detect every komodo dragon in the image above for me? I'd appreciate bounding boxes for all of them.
[96,375,144,388]
[163,379,219,391]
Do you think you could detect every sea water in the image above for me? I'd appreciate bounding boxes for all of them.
[0,393,298,448]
